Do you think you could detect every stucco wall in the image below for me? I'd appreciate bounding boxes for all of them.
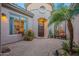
[60,15,79,44]
[1,7,28,45]
[27,8,51,38]
[73,15,79,44]
[27,3,52,11]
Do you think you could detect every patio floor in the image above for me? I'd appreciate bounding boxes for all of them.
[1,39,64,56]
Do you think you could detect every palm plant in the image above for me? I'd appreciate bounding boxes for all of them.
[49,3,79,55]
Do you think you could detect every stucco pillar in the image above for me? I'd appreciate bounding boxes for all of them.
[44,20,48,38]
[0,3,2,55]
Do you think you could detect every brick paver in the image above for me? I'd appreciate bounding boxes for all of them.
[1,39,64,56]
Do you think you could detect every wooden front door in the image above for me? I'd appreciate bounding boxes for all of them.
[38,19,44,37]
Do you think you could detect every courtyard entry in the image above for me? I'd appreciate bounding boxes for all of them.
[38,18,47,37]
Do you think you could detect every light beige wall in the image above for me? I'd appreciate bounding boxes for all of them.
[27,9,51,38]
[27,3,52,38]
[27,3,52,11]
[73,15,79,44]
[1,7,28,45]
[60,15,79,44]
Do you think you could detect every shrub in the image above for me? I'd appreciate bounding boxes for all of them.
[23,29,34,41]
[62,41,70,52]
[48,30,53,38]
[58,49,69,56]
[61,41,79,55]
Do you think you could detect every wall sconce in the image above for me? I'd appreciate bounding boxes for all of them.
[1,13,7,22]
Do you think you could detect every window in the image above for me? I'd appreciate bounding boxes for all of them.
[24,17,28,32]
[9,17,14,34]
[14,18,20,34]
[20,16,27,33]
[9,14,20,34]
[9,13,27,35]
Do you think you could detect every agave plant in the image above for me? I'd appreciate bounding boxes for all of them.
[49,3,79,55]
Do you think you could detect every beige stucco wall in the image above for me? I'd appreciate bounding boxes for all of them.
[27,3,52,38]
[59,15,79,44]
[27,8,51,38]
[64,15,79,44]
[73,15,79,44]
[27,3,52,11]
[1,7,28,45]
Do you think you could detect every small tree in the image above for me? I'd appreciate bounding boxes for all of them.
[49,3,79,55]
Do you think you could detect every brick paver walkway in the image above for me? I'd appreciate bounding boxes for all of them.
[2,39,64,56]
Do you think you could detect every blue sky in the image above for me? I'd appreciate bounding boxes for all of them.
[16,3,25,8]
[54,3,70,9]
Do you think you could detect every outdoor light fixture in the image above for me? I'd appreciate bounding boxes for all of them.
[38,18,44,25]
[38,18,47,25]
[1,13,7,22]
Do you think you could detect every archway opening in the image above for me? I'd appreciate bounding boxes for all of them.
[38,18,47,37]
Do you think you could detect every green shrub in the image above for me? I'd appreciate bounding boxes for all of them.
[23,29,34,41]
[58,49,69,56]
[75,48,79,55]
[63,50,69,56]
[62,41,70,52]
[48,30,53,38]
[61,41,79,55]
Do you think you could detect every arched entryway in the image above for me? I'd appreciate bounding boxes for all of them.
[38,18,48,37]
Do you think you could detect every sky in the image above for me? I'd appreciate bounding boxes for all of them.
[16,3,25,9]
[16,3,70,9]
[54,3,70,9]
